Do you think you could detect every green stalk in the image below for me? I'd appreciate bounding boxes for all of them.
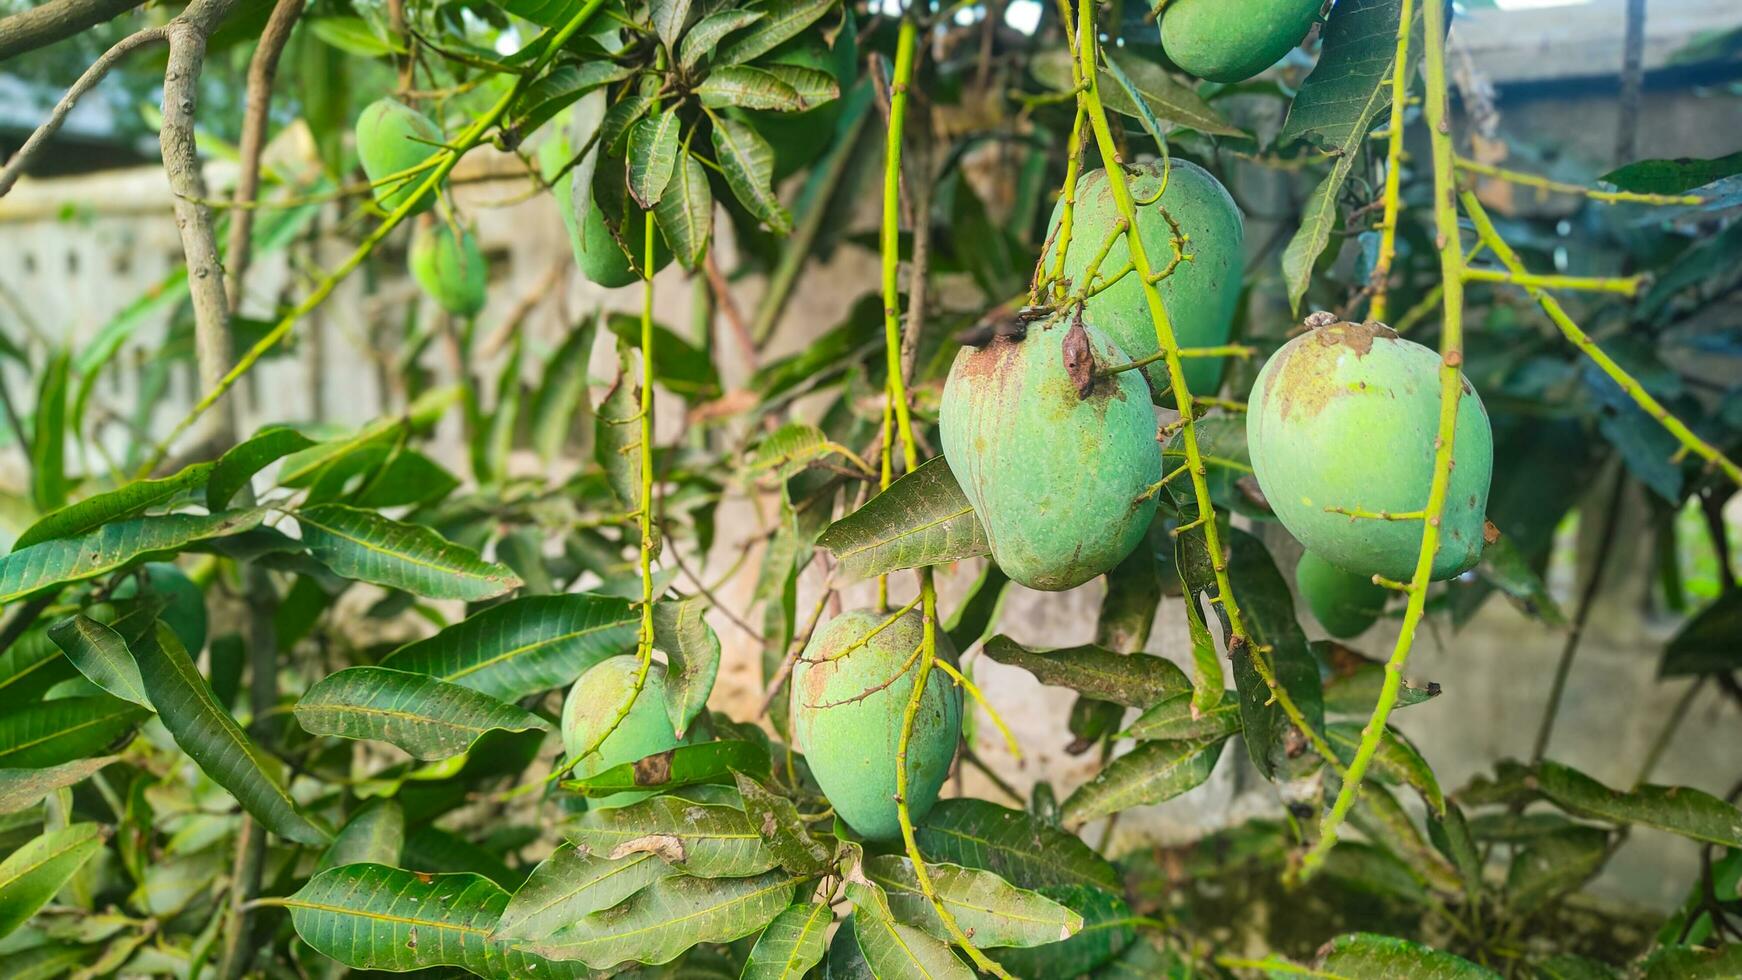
[1367,0,1413,322]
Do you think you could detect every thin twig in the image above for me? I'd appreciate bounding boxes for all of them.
[702,250,757,370]
[1367,0,1415,323]
[224,0,307,310]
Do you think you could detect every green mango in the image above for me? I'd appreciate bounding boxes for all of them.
[562,655,699,809]
[1296,551,1387,638]
[941,314,1161,591]
[1247,319,1494,581]
[1042,161,1244,403]
[790,608,961,841]
[355,98,443,216]
[408,219,487,317]
[1160,0,1323,83]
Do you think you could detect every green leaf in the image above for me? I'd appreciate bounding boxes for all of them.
[1427,801,1483,903]
[1536,760,1742,848]
[318,799,404,871]
[712,116,792,234]
[0,509,263,604]
[515,60,635,140]
[1639,944,1742,979]
[650,0,692,47]
[1318,641,1441,714]
[130,621,327,845]
[0,696,145,768]
[0,823,103,938]
[1281,158,1356,317]
[1311,932,1498,978]
[1216,529,1323,779]
[760,64,839,107]
[605,313,722,398]
[1099,49,1242,138]
[865,855,1081,948]
[14,463,214,551]
[564,740,770,796]
[747,422,852,480]
[717,0,833,65]
[0,756,118,814]
[0,629,74,710]
[915,798,1121,891]
[1124,690,1241,742]
[680,9,763,70]
[945,563,1010,652]
[1602,151,1742,194]
[1475,533,1566,626]
[990,885,1136,978]
[308,15,403,56]
[595,344,643,510]
[379,593,637,702]
[848,887,973,980]
[1328,722,1445,815]
[495,843,673,942]
[654,597,720,737]
[653,152,713,270]
[627,109,682,208]
[206,426,316,510]
[294,666,550,760]
[287,864,592,978]
[46,615,150,707]
[981,635,1188,708]
[817,455,989,581]
[697,66,806,111]
[1060,736,1228,827]
[529,316,597,461]
[734,772,833,875]
[742,901,831,980]
[1506,827,1610,915]
[1660,591,1742,676]
[297,503,521,601]
[523,869,801,967]
[29,350,69,514]
[565,795,777,877]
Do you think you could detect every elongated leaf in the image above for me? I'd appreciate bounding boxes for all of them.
[742,901,831,980]
[1318,641,1441,714]
[982,635,1188,708]
[207,426,317,509]
[1125,690,1241,742]
[297,504,521,601]
[915,798,1120,891]
[14,463,214,551]
[1536,760,1742,848]
[747,422,851,480]
[681,9,763,70]
[1328,723,1445,815]
[1639,945,1742,979]
[866,855,1081,948]
[495,844,672,942]
[650,0,691,47]
[697,66,806,111]
[0,696,145,768]
[525,869,800,967]
[627,110,682,208]
[1281,158,1356,317]
[1306,933,1499,978]
[0,629,74,709]
[595,347,643,510]
[318,799,404,871]
[295,667,550,760]
[820,456,988,580]
[1100,49,1242,138]
[849,888,973,980]
[564,740,770,796]
[1506,827,1610,915]
[1602,151,1742,195]
[990,885,1136,978]
[1660,591,1742,676]
[566,795,776,877]
[654,152,713,270]
[0,823,102,937]
[379,593,638,702]
[29,350,68,514]
[0,756,118,814]
[735,772,833,875]
[712,116,791,233]
[130,622,327,845]
[46,615,149,707]
[604,313,721,398]
[1060,736,1228,827]
[761,64,838,107]
[287,864,591,979]
[717,0,832,65]
[512,61,633,139]
[529,316,597,462]
[653,598,719,737]
[0,509,263,604]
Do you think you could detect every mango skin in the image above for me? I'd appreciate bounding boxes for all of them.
[1160,0,1322,83]
[1247,320,1494,582]
[356,98,443,216]
[941,316,1161,591]
[1296,551,1387,638]
[409,220,487,317]
[1043,162,1244,403]
[562,655,699,809]
[790,609,962,841]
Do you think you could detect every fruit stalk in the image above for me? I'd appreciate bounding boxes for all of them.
[1366,0,1413,323]
[1293,0,1468,884]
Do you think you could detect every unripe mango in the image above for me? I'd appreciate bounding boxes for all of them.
[1042,161,1244,403]
[409,219,487,317]
[941,314,1161,591]
[790,608,962,841]
[562,655,698,808]
[356,98,443,216]
[1296,551,1387,638]
[1247,319,1494,581]
[1160,0,1323,83]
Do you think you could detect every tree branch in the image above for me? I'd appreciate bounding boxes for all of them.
[225,0,307,311]
[0,0,147,63]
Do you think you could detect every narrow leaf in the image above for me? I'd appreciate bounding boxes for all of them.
[981,635,1188,707]
[0,823,103,938]
[0,756,118,814]
[818,456,989,581]
[654,597,719,736]
[207,426,317,509]
[712,116,791,233]
[563,740,770,796]
[697,66,806,111]
[14,462,214,550]
[850,890,973,980]
[681,9,764,70]
[735,772,833,875]
[742,901,831,980]
[46,615,150,707]
[653,151,713,270]
[297,503,521,601]
[1059,737,1228,827]
[494,843,672,942]
[0,696,145,768]
[1537,760,1742,848]
[1125,690,1241,742]
[319,799,404,871]
[915,798,1121,891]
[627,110,682,208]
[717,0,832,65]
[524,870,800,967]
[294,667,550,760]
[565,795,777,877]
[865,855,1082,948]
[0,509,263,604]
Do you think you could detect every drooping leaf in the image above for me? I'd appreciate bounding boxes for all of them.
[1099,49,1242,138]
[0,696,145,768]
[817,455,990,581]
[294,667,550,760]
[565,795,777,877]
[494,843,673,942]
[0,509,263,604]
[627,110,682,209]
[680,9,764,70]
[29,350,68,514]
[981,635,1188,708]
[1601,151,1742,195]
[734,772,833,875]
[653,152,713,270]
[649,0,692,48]
[46,615,149,707]
[653,597,719,737]
[595,346,644,510]
[742,901,831,980]
[308,15,402,55]
[865,855,1081,948]
[1318,640,1442,715]
[1124,690,1242,742]
[1215,529,1324,779]
[717,0,833,65]
[847,884,973,980]
[14,463,214,551]
[945,563,1010,652]
[0,756,118,814]
[914,798,1120,891]
[1311,932,1499,978]
[1427,801,1483,903]
[697,66,807,111]
[297,504,521,601]
[513,61,634,140]
[1060,736,1229,827]
[0,823,103,938]
[712,116,792,233]
[529,316,598,462]
[523,869,801,967]
[1281,158,1357,317]
[1660,591,1742,677]
[318,799,405,871]
[207,426,317,509]
[990,885,1136,978]
[604,313,721,398]
[563,740,771,796]
[1536,760,1742,848]
[1506,827,1610,915]
[1327,722,1445,815]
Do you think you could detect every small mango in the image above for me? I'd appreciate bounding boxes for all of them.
[1296,551,1388,638]
[356,98,443,216]
[561,655,698,809]
[408,218,487,317]
[1160,0,1323,83]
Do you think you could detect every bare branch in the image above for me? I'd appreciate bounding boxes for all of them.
[225,0,308,311]
[0,0,147,63]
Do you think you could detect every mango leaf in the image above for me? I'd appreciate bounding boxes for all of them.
[990,885,1135,978]
[513,61,634,144]
[981,635,1188,708]
[29,350,68,514]
[865,855,1081,948]
[1536,760,1742,848]
[0,696,145,768]
[0,823,103,937]
[1328,722,1445,815]
[1318,641,1442,714]
[0,628,75,710]
[1124,689,1242,742]
[130,621,328,845]
[698,66,805,111]
[1218,529,1324,779]
[207,426,317,510]
[287,864,591,979]
[378,593,638,702]
[0,509,263,604]
[595,348,643,510]
[717,0,833,64]
[712,116,791,233]
[761,64,838,107]
[627,109,681,209]
[1030,48,1240,139]
[742,901,831,980]
[14,463,214,551]
[565,795,777,877]
[529,316,597,462]
[650,0,691,47]
[1638,945,1742,979]
[1309,932,1498,978]
[680,9,763,70]
[318,799,404,871]
[654,597,719,737]
[1427,801,1483,904]
[605,313,721,398]
[564,740,770,796]
[308,15,401,56]
[1349,782,1462,895]
[0,756,118,814]
[747,422,853,481]
[735,772,833,875]
[494,844,673,942]
[1602,151,1742,195]
[915,798,1120,891]
[945,563,1010,652]
[294,667,550,760]
[1660,591,1742,676]
[818,455,988,581]
[46,615,150,707]
[1060,736,1229,827]
[653,152,713,270]
[296,504,521,601]
[523,869,800,967]
[848,884,973,980]
[1506,827,1610,915]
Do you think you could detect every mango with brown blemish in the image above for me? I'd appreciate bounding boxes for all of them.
[561,655,699,809]
[1247,319,1494,581]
